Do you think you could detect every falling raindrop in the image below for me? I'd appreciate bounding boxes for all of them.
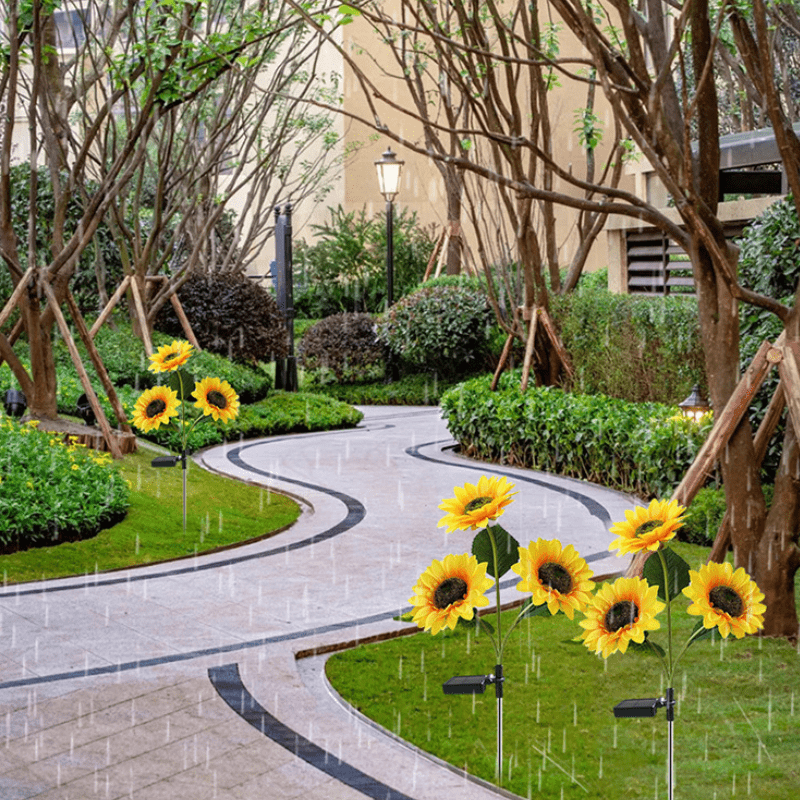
[791,691,795,716]
[697,687,702,714]
[704,731,709,761]
[768,690,772,732]
[732,773,736,795]
[536,700,540,723]
[562,727,567,753]
[573,701,577,726]
[135,534,140,555]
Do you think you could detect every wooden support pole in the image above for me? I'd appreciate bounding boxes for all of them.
[168,293,201,351]
[89,275,131,338]
[66,290,133,435]
[129,276,153,356]
[776,343,800,435]
[708,381,786,563]
[423,229,447,282]
[538,306,575,381]
[42,282,122,458]
[0,266,34,329]
[520,307,539,393]
[490,332,516,392]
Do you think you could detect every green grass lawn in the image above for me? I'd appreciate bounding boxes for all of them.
[326,542,800,800]
[0,447,300,584]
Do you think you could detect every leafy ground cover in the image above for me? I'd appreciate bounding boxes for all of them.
[326,542,800,800]
[0,446,300,584]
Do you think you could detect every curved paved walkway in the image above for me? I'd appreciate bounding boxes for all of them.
[0,406,635,799]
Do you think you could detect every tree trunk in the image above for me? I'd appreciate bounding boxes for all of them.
[444,166,463,276]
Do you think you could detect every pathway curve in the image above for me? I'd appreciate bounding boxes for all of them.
[0,406,635,799]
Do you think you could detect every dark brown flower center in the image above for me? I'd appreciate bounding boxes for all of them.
[538,562,573,594]
[433,577,468,609]
[465,496,493,513]
[635,520,664,537]
[207,390,228,409]
[604,600,639,633]
[145,399,167,418]
[709,585,744,617]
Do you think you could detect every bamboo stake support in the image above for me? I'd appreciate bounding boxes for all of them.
[42,282,122,458]
[423,229,447,282]
[490,332,516,392]
[168,292,201,351]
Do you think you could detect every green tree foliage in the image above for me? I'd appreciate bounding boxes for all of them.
[294,205,436,317]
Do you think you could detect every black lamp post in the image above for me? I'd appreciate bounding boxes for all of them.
[3,389,26,417]
[374,147,404,308]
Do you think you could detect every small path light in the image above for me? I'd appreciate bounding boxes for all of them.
[3,389,26,417]
[679,384,710,421]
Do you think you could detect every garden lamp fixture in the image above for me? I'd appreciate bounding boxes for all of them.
[444,665,504,783]
[614,688,676,800]
[374,147,404,203]
[4,389,26,417]
[679,385,710,422]
[374,148,404,310]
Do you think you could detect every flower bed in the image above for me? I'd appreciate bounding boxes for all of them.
[0,418,130,553]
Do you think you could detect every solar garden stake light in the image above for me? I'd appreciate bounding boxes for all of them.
[131,340,240,532]
[579,499,766,799]
[410,476,597,789]
[613,690,675,800]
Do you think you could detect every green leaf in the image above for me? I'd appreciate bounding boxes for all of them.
[626,634,666,658]
[472,523,520,580]
[169,368,195,399]
[687,618,714,645]
[457,614,495,635]
[519,597,553,618]
[642,547,691,601]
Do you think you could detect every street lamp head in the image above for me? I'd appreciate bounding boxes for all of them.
[678,384,710,422]
[374,147,404,202]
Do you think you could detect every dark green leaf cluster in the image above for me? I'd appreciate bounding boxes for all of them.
[441,371,713,499]
[0,419,129,552]
[298,312,384,384]
[155,273,289,366]
[311,373,458,406]
[294,205,436,317]
[376,282,493,379]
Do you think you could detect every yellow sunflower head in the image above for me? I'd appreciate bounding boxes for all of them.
[511,538,595,619]
[408,553,494,635]
[131,385,180,433]
[682,561,765,639]
[608,498,686,556]
[192,377,240,423]
[437,475,517,533]
[579,576,665,658]
[148,340,194,373]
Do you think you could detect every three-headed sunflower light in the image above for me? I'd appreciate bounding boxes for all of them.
[583,497,766,800]
[411,475,595,787]
[131,340,240,530]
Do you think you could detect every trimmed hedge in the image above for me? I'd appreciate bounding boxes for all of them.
[441,370,713,499]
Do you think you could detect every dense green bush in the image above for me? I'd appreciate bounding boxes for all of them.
[552,286,705,404]
[294,205,437,317]
[441,370,713,499]
[0,418,130,552]
[299,312,383,384]
[312,373,458,406]
[679,487,726,546]
[377,282,493,378]
[155,272,290,365]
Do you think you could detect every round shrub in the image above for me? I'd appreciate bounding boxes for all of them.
[679,487,726,546]
[0,418,130,553]
[299,312,383,383]
[377,282,492,377]
[156,273,290,365]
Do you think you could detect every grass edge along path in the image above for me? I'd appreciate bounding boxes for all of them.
[326,542,800,800]
[0,447,300,585]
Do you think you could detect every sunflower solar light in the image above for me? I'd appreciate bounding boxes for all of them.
[578,498,766,800]
[409,475,596,786]
[131,340,240,530]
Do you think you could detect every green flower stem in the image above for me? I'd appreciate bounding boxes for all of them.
[486,525,504,663]
[656,547,674,685]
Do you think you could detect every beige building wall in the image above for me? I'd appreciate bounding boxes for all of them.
[337,5,631,277]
